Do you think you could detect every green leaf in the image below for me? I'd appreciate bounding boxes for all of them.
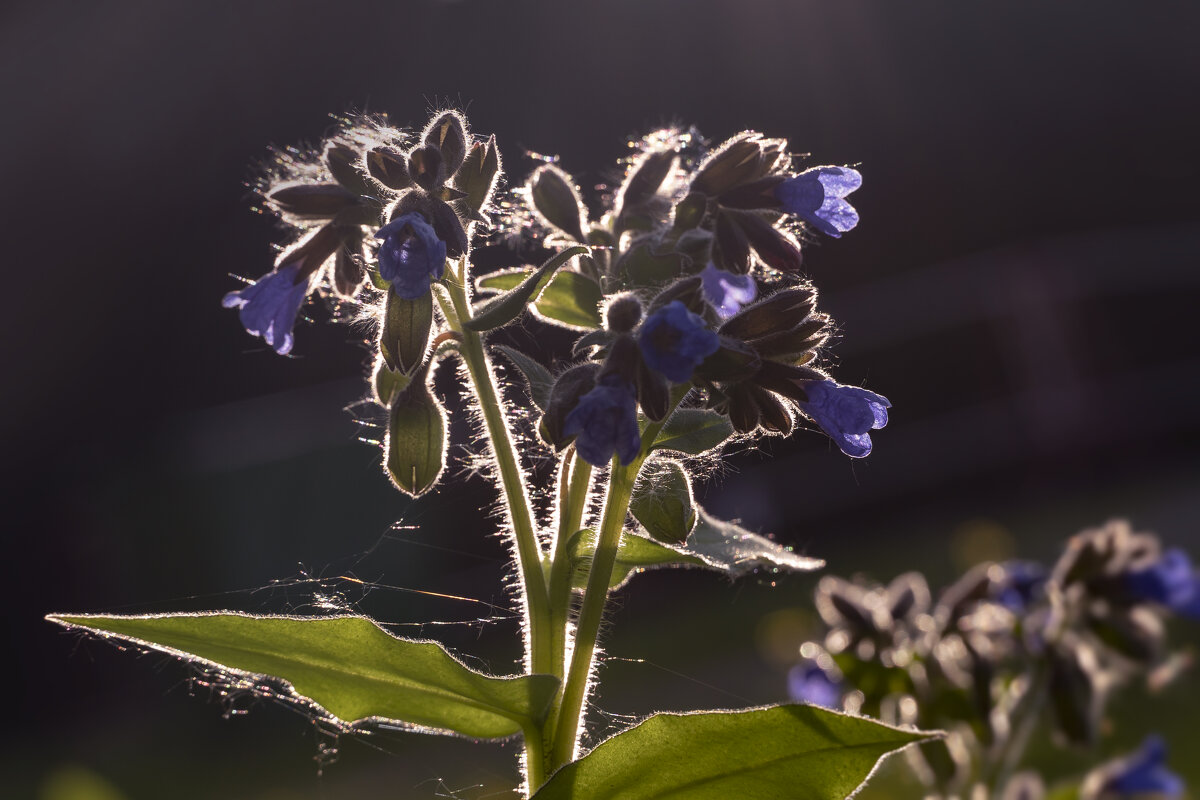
[48,613,559,740]
[478,265,603,330]
[567,529,707,591]
[684,508,824,576]
[531,704,937,800]
[493,344,555,412]
[569,505,821,592]
[466,246,589,331]
[652,408,735,455]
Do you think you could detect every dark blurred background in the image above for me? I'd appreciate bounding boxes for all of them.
[4,1,1199,798]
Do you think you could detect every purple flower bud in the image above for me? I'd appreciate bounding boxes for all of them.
[563,377,642,467]
[1098,736,1184,798]
[222,262,311,355]
[787,661,842,709]
[700,262,758,319]
[798,379,890,458]
[637,300,720,383]
[995,560,1047,612]
[375,212,447,299]
[1126,548,1200,618]
[775,167,862,238]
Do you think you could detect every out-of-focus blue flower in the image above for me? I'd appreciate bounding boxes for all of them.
[995,560,1047,612]
[563,377,641,467]
[798,379,890,458]
[1100,735,1184,798]
[1126,548,1200,618]
[775,167,862,238]
[222,261,310,355]
[376,213,447,299]
[701,262,758,318]
[788,662,841,709]
[637,301,720,383]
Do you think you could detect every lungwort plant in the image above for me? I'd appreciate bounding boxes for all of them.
[49,110,935,798]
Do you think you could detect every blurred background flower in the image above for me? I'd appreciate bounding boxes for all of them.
[5,1,1198,798]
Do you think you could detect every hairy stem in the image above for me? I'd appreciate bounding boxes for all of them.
[548,388,687,770]
[439,267,553,793]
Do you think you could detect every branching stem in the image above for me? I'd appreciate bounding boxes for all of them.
[548,386,689,771]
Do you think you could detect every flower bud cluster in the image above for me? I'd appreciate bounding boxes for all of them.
[790,521,1196,798]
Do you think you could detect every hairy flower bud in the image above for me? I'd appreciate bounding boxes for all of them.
[529,164,588,243]
[604,293,643,333]
[366,146,413,191]
[422,111,469,176]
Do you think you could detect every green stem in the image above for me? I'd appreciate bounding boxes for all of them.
[548,388,687,769]
[522,722,547,794]
[540,452,594,767]
[439,267,553,795]
[548,452,593,671]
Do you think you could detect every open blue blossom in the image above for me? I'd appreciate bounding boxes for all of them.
[563,377,641,467]
[1126,548,1200,618]
[1099,736,1184,798]
[787,662,841,709]
[798,379,890,458]
[775,167,862,238]
[701,262,757,318]
[376,212,447,299]
[222,261,310,355]
[637,301,720,383]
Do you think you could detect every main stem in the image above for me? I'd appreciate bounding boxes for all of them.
[440,269,553,791]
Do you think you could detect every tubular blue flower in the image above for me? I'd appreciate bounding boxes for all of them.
[1126,548,1200,618]
[1099,736,1184,798]
[798,379,890,458]
[787,662,841,709]
[701,262,757,319]
[775,167,862,238]
[637,300,720,383]
[375,212,447,299]
[563,377,641,467]
[222,261,311,355]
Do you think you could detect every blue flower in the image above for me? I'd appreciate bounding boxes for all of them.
[995,560,1047,612]
[787,661,841,709]
[222,261,310,355]
[701,262,757,319]
[1126,548,1200,618]
[798,379,890,458]
[775,167,862,238]
[375,213,447,299]
[637,301,720,383]
[563,377,642,467]
[1099,735,1184,798]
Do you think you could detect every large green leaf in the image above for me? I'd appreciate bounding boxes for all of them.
[478,267,603,330]
[48,613,559,739]
[532,704,937,800]
[467,246,589,331]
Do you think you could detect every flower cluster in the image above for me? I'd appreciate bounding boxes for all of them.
[790,520,1196,799]
[221,111,884,488]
